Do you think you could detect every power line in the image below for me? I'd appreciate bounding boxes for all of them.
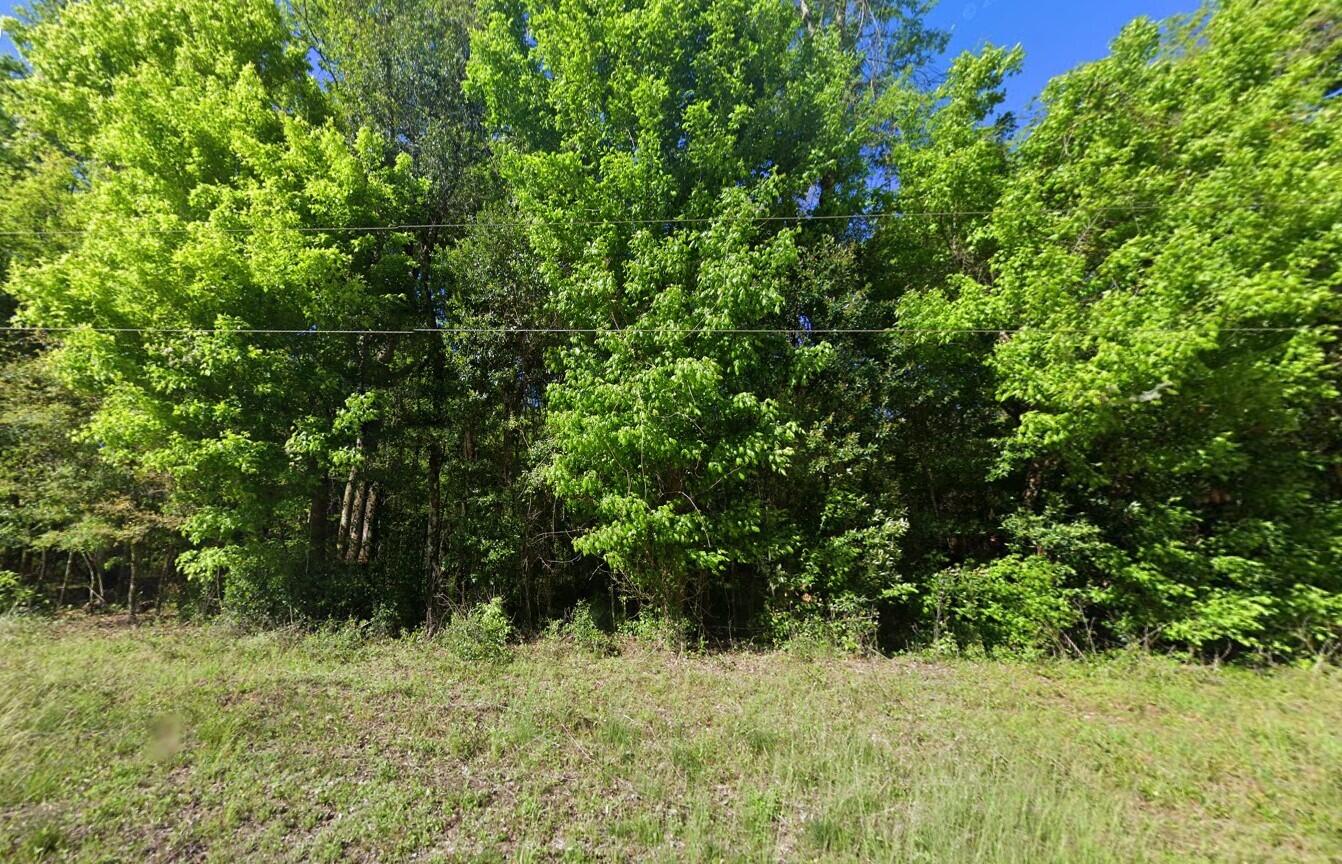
[0,325,1329,337]
[0,210,1083,237]
[0,197,1331,238]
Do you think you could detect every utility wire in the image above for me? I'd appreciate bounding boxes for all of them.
[0,325,1329,336]
[0,210,1096,237]
[0,197,1331,238]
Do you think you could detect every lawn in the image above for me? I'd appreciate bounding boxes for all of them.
[0,616,1338,863]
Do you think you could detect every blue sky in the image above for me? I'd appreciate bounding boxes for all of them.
[0,0,1197,118]
[924,0,1197,119]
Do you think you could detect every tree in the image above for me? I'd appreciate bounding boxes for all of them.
[293,0,564,629]
[467,0,916,633]
[0,0,1334,659]
[5,0,423,618]
[0,348,174,614]
[863,45,1023,644]
[899,0,1342,656]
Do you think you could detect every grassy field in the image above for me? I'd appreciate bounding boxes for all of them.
[0,616,1338,863]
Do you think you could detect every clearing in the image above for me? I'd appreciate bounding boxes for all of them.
[0,616,1338,862]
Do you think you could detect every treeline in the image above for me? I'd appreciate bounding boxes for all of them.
[0,0,1337,658]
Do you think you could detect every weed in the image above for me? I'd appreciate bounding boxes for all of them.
[0,620,1337,862]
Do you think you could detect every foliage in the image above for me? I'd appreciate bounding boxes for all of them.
[771,591,879,656]
[294,0,484,208]
[466,0,917,630]
[0,0,1336,659]
[925,557,1079,657]
[4,0,425,619]
[546,599,614,656]
[0,569,34,611]
[616,605,692,650]
[291,0,548,631]
[438,596,513,662]
[898,0,1342,658]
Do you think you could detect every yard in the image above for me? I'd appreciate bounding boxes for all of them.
[1,616,1338,862]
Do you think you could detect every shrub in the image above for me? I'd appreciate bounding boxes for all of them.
[301,619,373,662]
[440,597,512,662]
[552,601,614,656]
[368,603,401,639]
[925,556,1080,656]
[770,594,878,657]
[0,570,35,613]
[617,609,689,650]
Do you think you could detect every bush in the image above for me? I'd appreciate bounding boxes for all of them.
[301,619,374,662]
[925,556,1080,656]
[548,601,614,656]
[770,595,878,657]
[440,597,512,662]
[368,603,401,639]
[617,609,689,651]
[0,570,35,613]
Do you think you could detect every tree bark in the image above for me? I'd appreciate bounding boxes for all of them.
[345,480,367,563]
[308,478,331,569]
[57,553,73,607]
[83,552,101,608]
[422,320,447,628]
[416,229,446,628]
[424,443,443,631]
[155,546,175,616]
[337,465,358,559]
[127,543,138,626]
[357,482,379,564]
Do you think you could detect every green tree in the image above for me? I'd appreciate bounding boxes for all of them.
[294,0,562,629]
[467,0,917,632]
[5,0,423,618]
[863,45,1023,645]
[900,0,1342,656]
[0,349,175,617]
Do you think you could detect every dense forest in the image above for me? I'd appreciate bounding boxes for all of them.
[0,0,1336,659]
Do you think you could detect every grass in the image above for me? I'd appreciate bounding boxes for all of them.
[0,616,1339,862]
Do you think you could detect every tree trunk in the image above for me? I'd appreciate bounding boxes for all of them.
[127,543,139,626]
[424,443,443,631]
[457,497,468,607]
[357,483,379,564]
[155,547,174,616]
[57,553,73,608]
[417,232,447,628]
[345,480,368,563]
[336,465,358,559]
[308,478,331,571]
[83,552,101,608]
[1023,459,1045,509]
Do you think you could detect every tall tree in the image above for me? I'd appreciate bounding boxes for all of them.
[468,0,916,634]
[864,45,1023,644]
[899,0,1342,656]
[5,0,423,617]
[293,0,559,628]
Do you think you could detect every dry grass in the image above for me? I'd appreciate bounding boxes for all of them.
[0,615,1338,862]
